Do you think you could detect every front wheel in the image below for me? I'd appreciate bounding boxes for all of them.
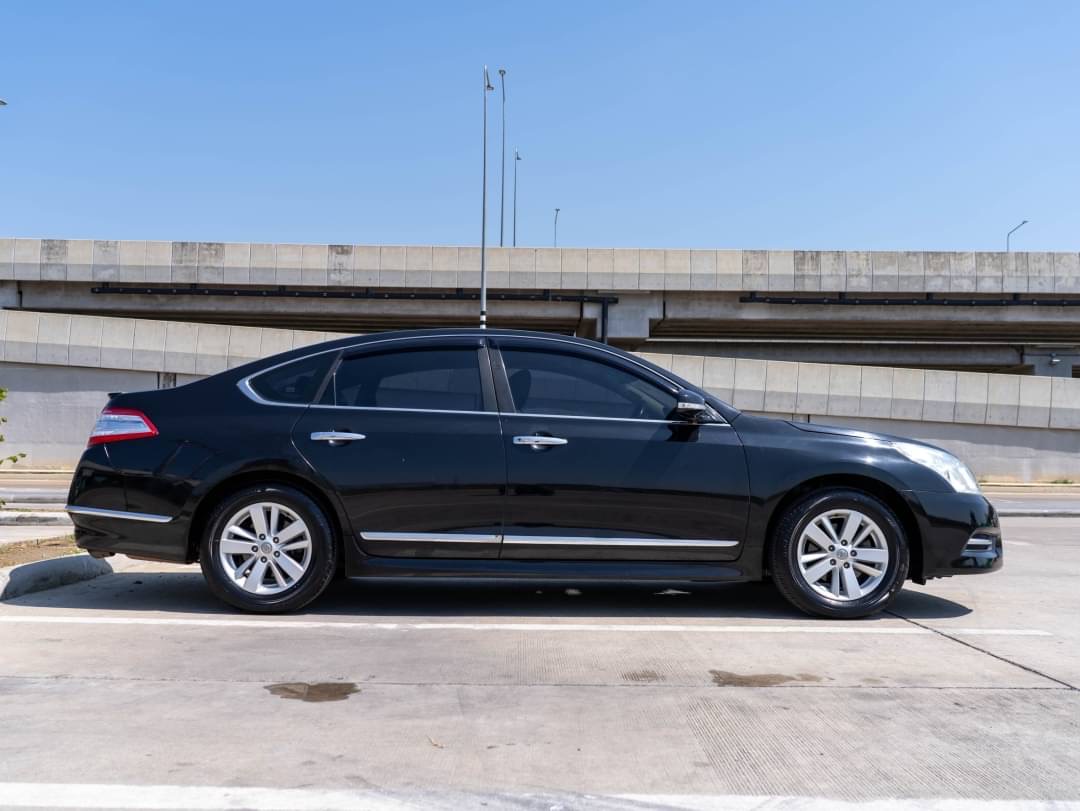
[199,485,338,613]
[769,488,909,619]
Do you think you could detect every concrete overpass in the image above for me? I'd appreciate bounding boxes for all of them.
[3,238,1079,376]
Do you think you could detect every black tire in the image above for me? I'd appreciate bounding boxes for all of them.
[769,488,909,619]
[199,484,338,613]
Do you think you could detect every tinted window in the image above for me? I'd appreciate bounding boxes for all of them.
[324,347,485,412]
[501,348,676,420]
[249,354,333,404]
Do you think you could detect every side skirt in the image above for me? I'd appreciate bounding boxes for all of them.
[345,555,752,582]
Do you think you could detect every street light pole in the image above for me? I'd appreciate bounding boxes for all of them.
[513,150,522,247]
[480,67,494,329]
[1006,219,1029,252]
[498,69,507,248]
[553,208,560,247]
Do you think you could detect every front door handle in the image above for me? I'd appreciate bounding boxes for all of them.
[513,435,568,449]
[310,431,366,444]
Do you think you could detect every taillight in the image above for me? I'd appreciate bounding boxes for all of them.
[88,408,159,447]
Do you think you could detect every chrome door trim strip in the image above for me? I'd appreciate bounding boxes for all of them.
[500,412,731,427]
[305,404,497,417]
[360,531,502,544]
[65,505,175,524]
[502,535,739,548]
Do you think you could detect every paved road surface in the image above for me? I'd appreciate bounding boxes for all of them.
[0,516,1077,809]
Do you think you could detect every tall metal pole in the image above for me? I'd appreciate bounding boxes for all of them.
[553,208,560,247]
[498,69,507,248]
[512,150,522,247]
[1006,219,1029,252]
[480,67,494,329]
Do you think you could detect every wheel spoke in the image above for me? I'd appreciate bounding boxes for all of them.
[221,538,256,555]
[804,522,833,550]
[248,505,270,540]
[830,567,841,597]
[803,558,834,584]
[839,511,863,544]
[269,505,281,538]
[800,551,829,565]
[230,553,255,580]
[841,565,862,599]
[276,521,307,544]
[242,558,269,593]
[853,547,888,564]
[853,561,883,578]
[224,524,257,542]
[279,539,311,553]
[274,553,305,581]
[268,559,288,588]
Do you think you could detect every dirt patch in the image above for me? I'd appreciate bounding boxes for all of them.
[264,682,360,702]
[0,535,79,568]
[709,670,821,687]
[622,669,665,683]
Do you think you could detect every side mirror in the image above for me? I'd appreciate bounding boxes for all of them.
[673,390,711,422]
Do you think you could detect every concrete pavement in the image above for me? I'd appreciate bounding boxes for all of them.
[0,516,1077,808]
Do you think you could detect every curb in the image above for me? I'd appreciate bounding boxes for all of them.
[0,554,139,601]
[997,510,1080,518]
[0,512,73,526]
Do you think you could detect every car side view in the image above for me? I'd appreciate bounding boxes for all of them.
[65,329,1002,618]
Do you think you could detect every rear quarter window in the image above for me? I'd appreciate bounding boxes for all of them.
[248,354,334,405]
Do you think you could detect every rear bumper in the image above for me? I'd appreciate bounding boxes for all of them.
[911,491,1003,579]
[69,506,190,563]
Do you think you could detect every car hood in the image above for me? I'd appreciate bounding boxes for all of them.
[785,420,926,448]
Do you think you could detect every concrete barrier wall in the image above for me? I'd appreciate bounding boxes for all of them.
[4,237,1080,293]
[2,310,1079,476]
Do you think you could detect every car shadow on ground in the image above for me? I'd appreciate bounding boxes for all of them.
[7,568,973,620]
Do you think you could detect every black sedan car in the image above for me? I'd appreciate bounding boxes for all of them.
[66,328,1001,618]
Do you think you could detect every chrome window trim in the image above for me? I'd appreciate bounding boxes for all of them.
[500,411,730,427]
[66,505,174,524]
[360,531,501,544]
[307,404,497,417]
[235,332,720,417]
[502,535,739,548]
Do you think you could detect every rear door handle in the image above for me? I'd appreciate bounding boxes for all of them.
[310,431,366,444]
[513,435,568,449]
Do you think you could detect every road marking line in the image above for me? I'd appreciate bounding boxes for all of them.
[0,615,1051,636]
[0,783,1075,810]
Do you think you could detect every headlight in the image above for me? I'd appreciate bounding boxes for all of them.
[892,441,981,494]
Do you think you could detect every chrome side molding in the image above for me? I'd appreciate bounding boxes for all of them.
[359,531,738,548]
[65,505,175,524]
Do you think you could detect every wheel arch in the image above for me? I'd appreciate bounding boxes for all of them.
[762,474,923,582]
[186,469,345,564]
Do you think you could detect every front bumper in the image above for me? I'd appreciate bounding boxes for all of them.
[910,491,1003,580]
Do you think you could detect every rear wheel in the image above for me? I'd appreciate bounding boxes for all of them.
[769,488,909,619]
[199,485,337,613]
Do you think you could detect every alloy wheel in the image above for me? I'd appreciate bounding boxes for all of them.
[218,502,313,595]
[795,508,890,601]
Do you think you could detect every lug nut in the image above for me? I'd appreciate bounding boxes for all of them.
[273,551,280,558]
[251,545,258,552]
[260,556,267,563]
[841,540,848,546]
[851,551,858,557]
[843,562,851,568]
[259,535,266,540]
[828,545,835,551]
[273,537,278,543]
[830,559,837,566]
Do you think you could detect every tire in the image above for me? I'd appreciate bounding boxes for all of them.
[769,488,909,619]
[199,485,338,613]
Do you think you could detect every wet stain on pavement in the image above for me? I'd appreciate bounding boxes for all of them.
[264,682,360,702]
[709,670,821,687]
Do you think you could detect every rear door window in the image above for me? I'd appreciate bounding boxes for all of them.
[322,347,486,412]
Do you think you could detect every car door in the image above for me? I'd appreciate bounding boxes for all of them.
[292,336,505,559]
[491,338,749,561]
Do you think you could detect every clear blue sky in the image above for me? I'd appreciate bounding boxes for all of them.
[2,1,1078,250]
